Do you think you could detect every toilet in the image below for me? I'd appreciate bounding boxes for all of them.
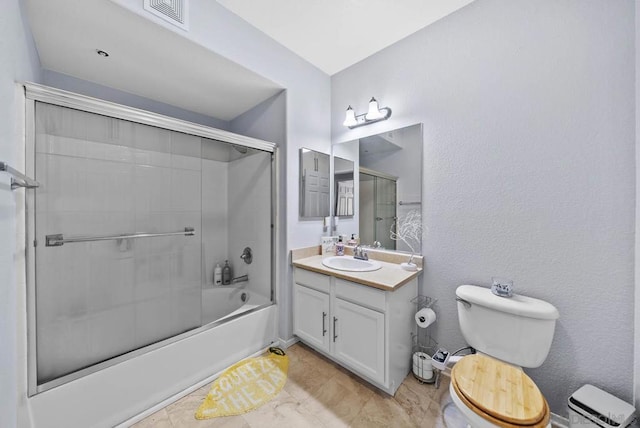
[449,284,560,428]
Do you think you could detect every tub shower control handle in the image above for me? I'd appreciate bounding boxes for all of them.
[333,317,338,342]
[240,247,253,264]
[322,312,327,336]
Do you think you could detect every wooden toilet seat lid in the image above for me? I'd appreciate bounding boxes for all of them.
[451,354,549,427]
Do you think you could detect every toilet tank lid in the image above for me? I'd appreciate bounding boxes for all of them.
[456,285,559,320]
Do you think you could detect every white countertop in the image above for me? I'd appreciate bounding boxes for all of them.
[292,254,421,291]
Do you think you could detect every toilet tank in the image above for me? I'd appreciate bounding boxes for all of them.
[456,285,559,368]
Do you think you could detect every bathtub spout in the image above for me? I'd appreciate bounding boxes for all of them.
[231,274,249,284]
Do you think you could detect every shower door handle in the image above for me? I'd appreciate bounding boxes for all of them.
[322,312,327,336]
[333,317,338,342]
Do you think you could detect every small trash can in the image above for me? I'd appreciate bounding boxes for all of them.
[568,384,636,428]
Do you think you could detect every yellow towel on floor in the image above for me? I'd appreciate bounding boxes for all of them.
[195,347,289,419]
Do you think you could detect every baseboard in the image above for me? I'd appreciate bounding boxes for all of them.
[551,412,570,428]
[278,336,299,349]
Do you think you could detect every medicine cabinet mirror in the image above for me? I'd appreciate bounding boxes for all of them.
[299,148,331,218]
[332,123,423,253]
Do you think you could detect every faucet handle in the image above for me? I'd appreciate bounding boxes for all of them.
[353,245,368,260]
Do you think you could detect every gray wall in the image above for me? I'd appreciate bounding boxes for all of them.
[0,1,42,426]
[43,70,230,130]
[332,0,635,415]
[230,90,286,146]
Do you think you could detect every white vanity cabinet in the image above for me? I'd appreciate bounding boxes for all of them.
[292,267,417,395]
[292,270,331,353]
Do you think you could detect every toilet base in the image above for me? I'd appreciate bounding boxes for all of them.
[440,390,471,428]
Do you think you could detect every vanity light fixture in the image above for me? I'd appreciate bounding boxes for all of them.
[342,97,392,129]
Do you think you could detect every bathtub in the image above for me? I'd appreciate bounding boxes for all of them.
[202,286,272,325]
[27,294,277,428]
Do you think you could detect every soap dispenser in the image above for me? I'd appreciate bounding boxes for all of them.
[222,260,232,285]
[336,236,345,256]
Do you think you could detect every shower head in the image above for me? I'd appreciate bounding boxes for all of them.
[232,145,248,154]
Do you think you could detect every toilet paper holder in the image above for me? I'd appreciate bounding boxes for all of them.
[411,295,437,310]
[410,295,441,387]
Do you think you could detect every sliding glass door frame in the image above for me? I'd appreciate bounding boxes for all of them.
[23,83,279,396]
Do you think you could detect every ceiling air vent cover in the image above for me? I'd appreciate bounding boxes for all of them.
[143,0,189,31]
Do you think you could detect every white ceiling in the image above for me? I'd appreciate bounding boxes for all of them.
[216,0,476,75]
[25,0,475,121]
[25,0,283,121]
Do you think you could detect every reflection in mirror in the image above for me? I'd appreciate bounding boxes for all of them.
[334,157,354,217]
[299,148,330,218]
[360,167,398,250]
[334,123,423,254]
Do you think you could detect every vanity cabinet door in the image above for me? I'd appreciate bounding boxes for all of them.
[332,297,385,384]
[293,283,331,353]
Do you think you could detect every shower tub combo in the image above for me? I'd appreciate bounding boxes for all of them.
[20,83,279,427]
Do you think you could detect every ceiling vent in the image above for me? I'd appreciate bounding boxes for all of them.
[143,0,189,31]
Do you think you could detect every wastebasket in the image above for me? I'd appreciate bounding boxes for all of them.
[568,384,635,428]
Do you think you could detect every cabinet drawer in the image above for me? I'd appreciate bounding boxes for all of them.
[335,278,386,312]
[294,268,330,293]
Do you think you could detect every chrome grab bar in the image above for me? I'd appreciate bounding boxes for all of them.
[45,227,195,247]
[0,161,40,190]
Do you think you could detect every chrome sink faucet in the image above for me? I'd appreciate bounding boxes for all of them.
[353,245,369,261]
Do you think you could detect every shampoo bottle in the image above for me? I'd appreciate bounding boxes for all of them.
[222,260,231,285]
[214,263,222,286]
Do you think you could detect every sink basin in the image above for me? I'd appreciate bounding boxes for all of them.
[322,256,382,272]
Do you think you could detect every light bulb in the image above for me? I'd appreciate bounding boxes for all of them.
[365,97,384,120]
[343,105,357,127]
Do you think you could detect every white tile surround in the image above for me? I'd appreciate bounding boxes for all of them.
[32,103,272,384]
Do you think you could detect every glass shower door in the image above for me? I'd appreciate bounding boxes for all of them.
[33,102,202,385]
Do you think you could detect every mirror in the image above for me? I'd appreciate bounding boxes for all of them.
[334,156,354,217]
[333,123,423,253]
[299,148,330,218]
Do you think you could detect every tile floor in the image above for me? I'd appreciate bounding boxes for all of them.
[132,342,451,427]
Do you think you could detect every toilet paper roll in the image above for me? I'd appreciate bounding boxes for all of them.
[415,307,436,328]
[412,352,433,380]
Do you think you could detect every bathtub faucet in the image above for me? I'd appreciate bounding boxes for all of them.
[231,274,249,284]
